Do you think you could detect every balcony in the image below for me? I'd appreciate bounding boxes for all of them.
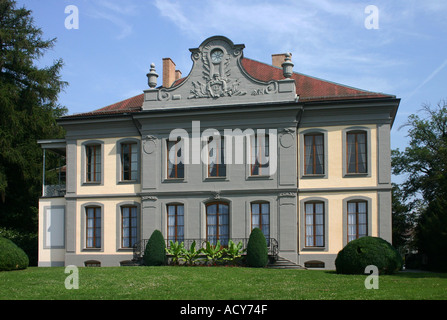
[43,184,66,198]
[37,139,66,198]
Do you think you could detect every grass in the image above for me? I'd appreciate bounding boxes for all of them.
[0,266,446,300]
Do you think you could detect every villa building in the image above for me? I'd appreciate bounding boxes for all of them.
[37,36,399,269]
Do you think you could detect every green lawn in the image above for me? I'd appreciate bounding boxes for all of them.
[0,266,446,300]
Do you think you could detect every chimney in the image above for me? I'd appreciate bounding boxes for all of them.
[175,69,182,81]
[271,53,292,68]
[162,58,176,88]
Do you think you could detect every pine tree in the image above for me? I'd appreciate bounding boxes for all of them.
[0,0,67,234]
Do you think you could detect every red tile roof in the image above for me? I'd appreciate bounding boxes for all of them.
[241,58,393,102]
[65,57,393,118]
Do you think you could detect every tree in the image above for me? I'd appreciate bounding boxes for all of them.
[246,228,268,268]
[392,100,447,270]
[392,101,447,203]
[391,183,416,251]
[143,230,166,266]
[415,197,447,271]
[0,0,67,236]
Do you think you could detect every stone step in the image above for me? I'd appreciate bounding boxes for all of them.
[268,257,306,269]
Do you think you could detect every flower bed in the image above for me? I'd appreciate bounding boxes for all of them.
[165,240,246,266]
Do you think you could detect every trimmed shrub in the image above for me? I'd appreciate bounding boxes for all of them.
[0,236,29,271]
[335,236,403,275]
[0,228,37,266]
[246,228,268,268]
[143,230,166,266]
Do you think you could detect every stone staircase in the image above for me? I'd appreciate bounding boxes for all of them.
[267,256,306,269]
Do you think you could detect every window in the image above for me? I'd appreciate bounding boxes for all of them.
[167,139,184,179]
[347,200,368,242]
[304,133,324,175]
[305,202,325,247]
[347,131,367,174]
[121,206,138,248]
[86,207,101,248]
[121,142,138,181]
[84,260,101,267]
[86,144,101,182]
[250,134,269,176]
[251,202,270,241]
[44,206,65,248]
[208,136,226,177]
[167,204,184,243]
[206,202,229,246]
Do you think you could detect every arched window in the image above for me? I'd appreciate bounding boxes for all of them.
[347,200,368,242]
[206,202,229,246]
[167,204,184,243]
[251,202,270,241]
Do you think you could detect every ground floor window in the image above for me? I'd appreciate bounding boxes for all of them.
[86,206,101,248]
[347,200,368,242]
[251,202,270,241]
[121,206,138,248]
[305,202,324,247]
[167,204,184,243]
[206,202,229,246]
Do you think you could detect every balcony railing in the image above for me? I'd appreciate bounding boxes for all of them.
[43,184,66,197]
[132,237,278,264]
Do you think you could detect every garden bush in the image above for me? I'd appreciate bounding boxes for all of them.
[143,230,166,266]
[335,236,403,275]
[246,228,268,268]
[0,236,29,271]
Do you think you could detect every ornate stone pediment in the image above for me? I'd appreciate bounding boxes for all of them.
[142,36,296,110]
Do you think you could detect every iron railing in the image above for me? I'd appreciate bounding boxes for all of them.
[43,184,66,197]
[132,237,278,263]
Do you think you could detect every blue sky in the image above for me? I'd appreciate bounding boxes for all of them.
[17,0,447,156]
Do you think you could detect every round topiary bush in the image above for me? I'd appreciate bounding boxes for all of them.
[246,228,268,268]
[335,236,403,275]
[0,236,29,271]
[143,230,166,266]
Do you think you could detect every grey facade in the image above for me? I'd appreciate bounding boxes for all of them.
[38,36,399,269]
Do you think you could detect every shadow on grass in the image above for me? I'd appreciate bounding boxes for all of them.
[323,269,447,279]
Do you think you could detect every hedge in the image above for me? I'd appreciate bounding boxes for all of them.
[0,236,29,271]
[335,236,403,275]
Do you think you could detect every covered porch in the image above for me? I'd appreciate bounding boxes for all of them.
[37,139,66,198]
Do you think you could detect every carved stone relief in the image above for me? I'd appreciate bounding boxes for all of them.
[188,44,246,100]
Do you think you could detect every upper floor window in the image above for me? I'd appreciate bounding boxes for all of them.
[86,206,101,248]
[346,131,367,174]
[121,142,138,181]
[250,134,269,176]
[304,133,324,175]
[347,200,368,242]
[208,136,226,178]
[167,139,184,179]
[86,144,101,182]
